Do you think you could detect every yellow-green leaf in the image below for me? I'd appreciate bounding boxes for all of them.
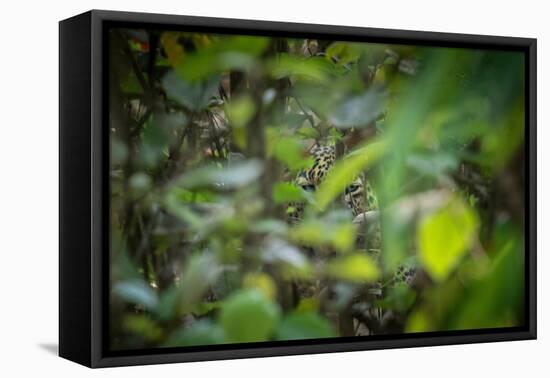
[405,309,433,333]
[271,136,312,172]
[160,32,185,67]
[288,219,355,253]
[225,96,255,149]
[326,253,380,282]
[416,197,479,282]
[332,224,356,253]
[242,273,277,300]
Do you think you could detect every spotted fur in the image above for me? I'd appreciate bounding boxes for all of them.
[307,145,336,185]
[343,176,379,216]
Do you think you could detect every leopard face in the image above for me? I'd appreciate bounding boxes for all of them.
[344,178,366,216]
[343,176,379,216]
[291,144,381,222]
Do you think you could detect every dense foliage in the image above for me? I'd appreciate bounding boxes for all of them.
[109,28,525,350]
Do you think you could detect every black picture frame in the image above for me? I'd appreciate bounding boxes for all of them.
[59,9,537,368]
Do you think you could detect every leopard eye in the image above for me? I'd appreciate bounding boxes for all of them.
[345,184,358,194]
[302,184,316,192]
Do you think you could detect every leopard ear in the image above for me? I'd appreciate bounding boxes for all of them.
[309,141,321,155]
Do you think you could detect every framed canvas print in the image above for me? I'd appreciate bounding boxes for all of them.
[59,10,537,368]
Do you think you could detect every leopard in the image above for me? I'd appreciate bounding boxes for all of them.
[288,143,417,286]
[286,142,421,335]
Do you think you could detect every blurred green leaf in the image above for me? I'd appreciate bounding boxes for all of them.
[451,232,524,329]
[165,320,225,347]
[326,42,361,66]
[329,88,386,129]
[171,187,217,203]
[417,197,479,281]
[219,289,281,343]
[155,287,179,321]
[179,253,223,312]
[406,152,458,179]
[261,237,310,270]
[177,159,264,190]
[251,219,289,236]
[160,32,185,66]
[272,182,307,204]
[268,54,332,82]
[270,135,312,172]
[226,96,256,149]
[377,282,417,312]
[405,308,433,333]
[243,272,277,300]
[289,219,355,254]
[123,315,163,341]
[174,36,269,81]
[113,279,158,310]
[481,99,525,171]
[326,253,380,282]
[275,312,336,340]
[162,70,219,111]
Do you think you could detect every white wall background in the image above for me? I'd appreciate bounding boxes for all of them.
[0,0,546,376]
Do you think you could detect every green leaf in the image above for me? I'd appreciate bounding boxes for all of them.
[113,279,158,310]
[377,283,417,312]
[417,197,479,281]
[275,312,336,340]
[174,36,269,82]
[406,152,459,179]
[271,136,312,172]
[326,42,361,66]
[242,273,277,300]
[162,70,219,111]
[261,237,309,269]
[332,224,356,253]
[155,287,179,321]
[289,214,356,254]
[451,228,524,329]
[326,253,380,282]
[138,112,186,168]
[179,253,223,312]
[225,96,256,149]
[272,182,306,204]
[160,32,185,66]
[268,54,332,82]
[328,88,386,129]
[123,315,163,342]
[405,309,432,333]
[165,320,225,347]
[177,159,264,190]
[219,289,280,343]
[251,219,289,235]
[226,96,256,127]
[315,141,386,210]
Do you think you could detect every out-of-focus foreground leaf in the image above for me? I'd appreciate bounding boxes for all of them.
[219,289,281,343]
[417,196,479,282]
